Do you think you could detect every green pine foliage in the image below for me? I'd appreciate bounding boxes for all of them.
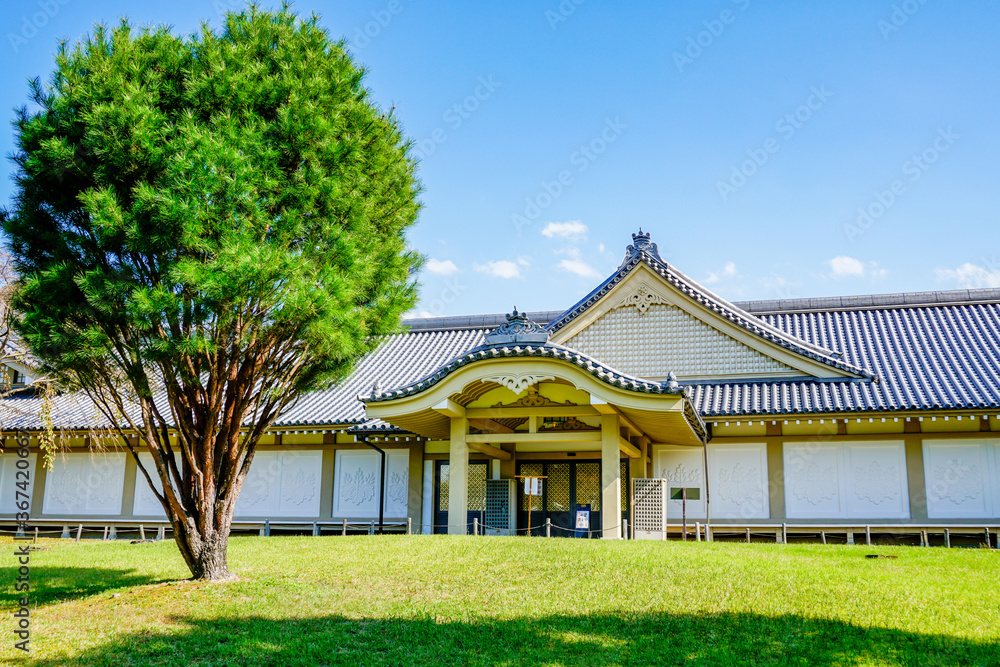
[1,6,422,579]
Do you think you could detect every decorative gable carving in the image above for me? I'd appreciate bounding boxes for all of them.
[564,303,795,380]
[614,282,669,314]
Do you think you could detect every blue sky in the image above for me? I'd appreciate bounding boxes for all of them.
[2,1,999,318]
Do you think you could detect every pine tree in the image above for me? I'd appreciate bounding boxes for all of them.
[1,6,421,580]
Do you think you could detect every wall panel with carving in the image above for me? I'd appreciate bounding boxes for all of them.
[333,449,409,519]
[0,452,36,514]
[783,441,909,520]
[707,443,769,519]
[234,450,323,518]
[653,446,706,519]
[923,439,998,519]
[41,452,126,515]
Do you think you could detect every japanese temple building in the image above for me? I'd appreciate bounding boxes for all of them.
[3,230,1000,542]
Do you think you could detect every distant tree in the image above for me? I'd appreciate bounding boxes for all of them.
[2,7,422,580]
[0,249,12,356]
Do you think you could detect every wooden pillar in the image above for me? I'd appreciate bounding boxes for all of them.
[499,443,516,479]
[904,435,927,520]
[447,417,469,535]
[601,414,621,539]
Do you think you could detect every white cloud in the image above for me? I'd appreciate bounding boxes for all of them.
[704,261,737,285]
[474,260,522,279]
[935,262,1000,288]
[425,258,459,276]
[826,256,887,280]
[827,256,865,278]
[541,221,588,239]
[557,258,601,278]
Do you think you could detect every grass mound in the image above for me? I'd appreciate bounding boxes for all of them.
[1,536,997,665]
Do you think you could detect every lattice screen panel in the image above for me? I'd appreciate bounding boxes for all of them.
[439,463,488,511]
[469,464,487,511]
[632,478,668,540]
[485,479,515,536]
[575,463,601,511]
[546,463,571,511]
[438,464,450,511]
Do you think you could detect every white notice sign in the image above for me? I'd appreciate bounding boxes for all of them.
[524,477,542,496]
[575,510,590,529]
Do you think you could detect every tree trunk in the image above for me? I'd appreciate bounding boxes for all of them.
[176,520,235,581]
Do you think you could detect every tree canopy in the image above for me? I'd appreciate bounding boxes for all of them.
[1,6,422,579]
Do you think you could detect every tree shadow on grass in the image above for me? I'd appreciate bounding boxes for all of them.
[25,611,1000,666]
[0,567,166,607]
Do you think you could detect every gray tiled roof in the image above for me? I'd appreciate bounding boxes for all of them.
[690,302,1000,416]
[4,291,1000,432]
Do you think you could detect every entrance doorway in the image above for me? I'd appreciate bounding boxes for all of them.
[517,460,629,537]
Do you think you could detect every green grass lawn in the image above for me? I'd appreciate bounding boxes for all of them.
[0,536,997,666]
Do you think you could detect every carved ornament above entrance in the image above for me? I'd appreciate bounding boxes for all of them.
[481,373,555,395]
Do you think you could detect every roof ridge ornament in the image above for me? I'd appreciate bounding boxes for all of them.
[484,308,550,346]
[620,227,663,267]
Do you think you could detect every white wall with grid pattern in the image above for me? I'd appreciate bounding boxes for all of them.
[565,304,794,379]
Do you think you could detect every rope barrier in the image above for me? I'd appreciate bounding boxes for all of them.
[2,522,995,547]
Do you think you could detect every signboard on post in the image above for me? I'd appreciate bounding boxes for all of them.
[524,477,542,496]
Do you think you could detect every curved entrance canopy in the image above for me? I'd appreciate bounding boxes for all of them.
[362,343,707,447]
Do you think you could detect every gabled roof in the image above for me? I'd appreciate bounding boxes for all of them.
[546,230,873,380]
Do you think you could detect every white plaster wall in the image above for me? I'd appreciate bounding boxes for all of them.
[234,450,322,518]
[784,441,909,520]
[923,439,998,519]
[653,446,706,520]
[42,452,126,515]
[707,443,769,519]
[333,449,409,518]
[0,453,36,514]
